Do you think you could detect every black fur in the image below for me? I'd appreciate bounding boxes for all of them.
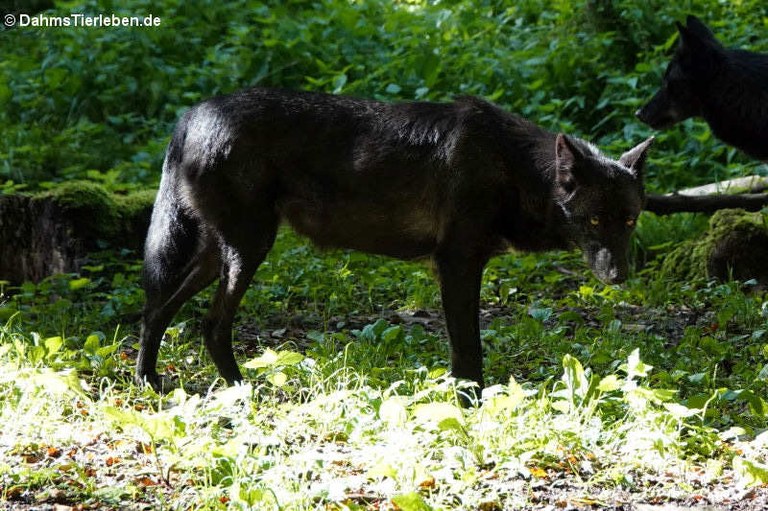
[137,88,651,396]
[637,15,768,160]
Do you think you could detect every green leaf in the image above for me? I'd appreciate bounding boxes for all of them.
[391,492,433,511]
[413,402,463,426]
[734,390,768,417]
[243,348,279,369]
[385,83,401,94]
[663,402,700,418]
[437,417,466,436]
[68,277,91,291]
[560,354,589,403]
[757,363,768,381]
[734,456,768,487]
[83,334,101,356]
[29,370,84,397]
[621,349,652,379]
[44,336,64,357]
[367,461,398,479]
[267,371,287,387]
[332,73,347,94]
[379,398,408,426]
[275,351,304,366]
[578,285,594,299]
[597,374,622,392]
[529,306,553,322]
[382,325,403,343]
[244,349,303,370]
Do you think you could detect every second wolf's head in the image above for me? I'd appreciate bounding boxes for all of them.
[635,15,723,129]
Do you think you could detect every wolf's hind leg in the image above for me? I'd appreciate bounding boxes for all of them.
[136,224,220,391]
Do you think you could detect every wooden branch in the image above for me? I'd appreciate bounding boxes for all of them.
[645,175,768,215]
[673,175,768,196]
[646,193,768,215]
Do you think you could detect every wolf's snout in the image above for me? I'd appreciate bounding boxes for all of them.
[591,248,627,285]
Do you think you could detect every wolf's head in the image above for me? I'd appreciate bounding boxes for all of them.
[636,15,723,129]
[552,135,652,284]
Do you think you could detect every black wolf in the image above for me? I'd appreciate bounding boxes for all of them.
[136,88,652,395]
[636,15,768,160]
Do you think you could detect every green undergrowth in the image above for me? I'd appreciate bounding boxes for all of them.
[3,0,766,192]
[2,214,768,508]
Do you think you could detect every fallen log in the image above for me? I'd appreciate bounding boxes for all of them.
[645,175,768,215]
[646,192,768,215]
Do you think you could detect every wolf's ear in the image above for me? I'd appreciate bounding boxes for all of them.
[555,133,585,190]
[619,137,654,177]
[677,15,721,51]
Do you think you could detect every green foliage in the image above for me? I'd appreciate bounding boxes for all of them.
[2,0,766,190]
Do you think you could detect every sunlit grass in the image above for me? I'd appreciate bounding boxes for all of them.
[3,222,768,508]
[2,327,750,509]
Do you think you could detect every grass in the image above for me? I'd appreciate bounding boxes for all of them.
[2,218,768,509]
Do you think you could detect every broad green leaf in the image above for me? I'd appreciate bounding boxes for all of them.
[734,456,768,487]
[28,370,84,397]
[391,492,433,511]
[578,286,594,299]
[559,354,589,403]
[437,417,465,436]
[83,334,101,356]
[367,461,398,479]
[244,349,303,370]
[621,349,652,379]
[598,374,622,392]
[413,402,463,426]
[68,277,91,291]
[757,363,768,381]
[267,371,287,387]
[382,325,403,343]
[44,336,64,357]
[243,348,279,369]
[663,402,700,418]
[275,351,304,366]
[735,390,768,417]
[385,83,401,94]
[379,398,408,426]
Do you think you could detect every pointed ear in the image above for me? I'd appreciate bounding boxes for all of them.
[686,15,717,41]
[619,136,654,177]
[678,15,721,51]
[555,133,585,187]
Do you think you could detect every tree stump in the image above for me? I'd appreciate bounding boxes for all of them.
[660,209,768,285]
[0,182,155,283]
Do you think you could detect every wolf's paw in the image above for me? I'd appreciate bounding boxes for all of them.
[135,372,177,394]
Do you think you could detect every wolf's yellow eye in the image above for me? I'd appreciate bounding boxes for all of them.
[626,217,636,227]
[590,216,600,226]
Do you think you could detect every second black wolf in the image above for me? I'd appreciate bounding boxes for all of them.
[636,15,768,160]
[136,88,652,396]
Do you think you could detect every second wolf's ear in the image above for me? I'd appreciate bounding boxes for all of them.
[619,137,654,178]
[676,15,721,51]
[555,133,585,190]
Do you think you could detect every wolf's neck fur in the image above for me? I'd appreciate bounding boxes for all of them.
[700,49,768,159]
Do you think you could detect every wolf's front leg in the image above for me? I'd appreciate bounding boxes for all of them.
[435,251,486,404]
